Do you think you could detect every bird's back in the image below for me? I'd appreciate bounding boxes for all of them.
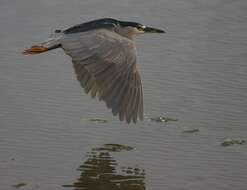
[64,18,119,34]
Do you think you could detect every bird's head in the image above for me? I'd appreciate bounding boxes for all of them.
[67,18,165,39]
[116,20,165,38]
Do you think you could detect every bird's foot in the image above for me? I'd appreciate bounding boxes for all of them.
[22,45,48,55]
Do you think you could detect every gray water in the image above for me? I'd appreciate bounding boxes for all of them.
[1,0,247,189]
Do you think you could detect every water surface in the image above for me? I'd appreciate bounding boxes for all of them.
[1,0,247,190]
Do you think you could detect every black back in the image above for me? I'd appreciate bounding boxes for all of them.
[64,18,119,34]
[63,18,142,34]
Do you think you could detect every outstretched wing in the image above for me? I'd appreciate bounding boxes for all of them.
[60,29,143,123]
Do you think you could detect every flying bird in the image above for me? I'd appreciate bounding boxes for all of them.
[23,18,165,123]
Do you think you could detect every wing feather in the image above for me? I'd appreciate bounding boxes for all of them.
[61,29,144,123]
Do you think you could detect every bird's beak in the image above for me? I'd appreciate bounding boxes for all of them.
[143,26,165,33]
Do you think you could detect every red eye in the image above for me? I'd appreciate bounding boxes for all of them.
[137,26,143,30]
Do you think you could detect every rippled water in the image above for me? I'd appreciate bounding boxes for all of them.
[1,0,247,190]
[63,144,145,190]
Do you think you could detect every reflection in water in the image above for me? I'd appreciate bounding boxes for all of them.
[63,144,145,190]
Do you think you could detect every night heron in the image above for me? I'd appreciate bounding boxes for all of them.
[23,18,165,123]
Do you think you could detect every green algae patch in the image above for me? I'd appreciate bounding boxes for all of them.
[221,138,246,147]
[150,116,178,123]
[12,183,27,189]
[183,129,199,133]
[89,118,108,123]
[93,144,134,152]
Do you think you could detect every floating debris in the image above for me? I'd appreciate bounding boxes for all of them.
[183,129,199,133]
[93,144,134,152]
[12,183,27,189]
[150,116,178,123]
[221,138,246,147]
[89,118,108,123]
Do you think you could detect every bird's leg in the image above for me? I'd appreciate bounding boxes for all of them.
[22,45,49,55]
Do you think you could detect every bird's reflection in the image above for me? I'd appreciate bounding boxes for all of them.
[63,144,145,190]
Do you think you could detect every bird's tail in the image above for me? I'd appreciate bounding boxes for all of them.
[22,30,63,55]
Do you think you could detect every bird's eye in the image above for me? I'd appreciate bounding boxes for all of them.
[137,26,143,30]
[137,25,146,31]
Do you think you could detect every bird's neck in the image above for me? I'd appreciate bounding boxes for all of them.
[114,27,136,39]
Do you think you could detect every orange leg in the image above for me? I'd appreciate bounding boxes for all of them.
[22,45,48,55]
